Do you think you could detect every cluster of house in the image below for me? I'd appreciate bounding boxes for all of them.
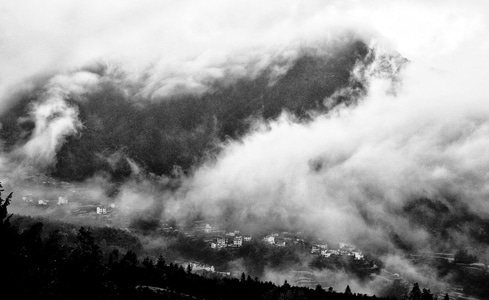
[310,242,364,260]
[176,260,231,277]
[186,221,256,249]
[208,231,252,249]
[22,193,116,216]
[188,221,366,261]
[177,260,215,272]
[261,233,301,247]
[262,233,289,247]
[23,195,69,206]
[73,203,116,216]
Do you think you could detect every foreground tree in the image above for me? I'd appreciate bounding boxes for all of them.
[409,283,422,300]
[0,183,16,289]
[0,182,13,231]
[421,288,433,300]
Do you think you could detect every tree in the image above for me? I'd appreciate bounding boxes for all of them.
[20,222,44,265]
[121,250,138,268]
[282,280,290,289]
[156,254,166,270]
[142,257,154,269]
[0,183,16,290]
[108,248,120,266]
[381,278,409,299]
[409,283,422,300]
[0,182,13,231]
[444,294,449,300]
[73,227,103,268]
[68,226,105,298]
[421,288,433,300]
[454,248,477,264]
[345,285,352,295]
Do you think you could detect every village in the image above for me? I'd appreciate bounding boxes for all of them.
[184,220,365,260]
[17,181,486,299]
[21,192,116,216]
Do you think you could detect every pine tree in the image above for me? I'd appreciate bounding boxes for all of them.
[0,183,15,291]
[409,283,422,300]
[73,227,103,268]
[0,182,13,231]
[142,257,154,269]
[345,285,352,295]
[421,288,433,300]
[282,280,291,289]
[156,254,166,270]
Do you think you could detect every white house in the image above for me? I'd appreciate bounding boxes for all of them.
[311,245,320,254]
[96,207,107,215]
[275,240,286,247]
[216,237,226,248]
[263,235,275,245]
[57,197,68,205]
[38,199,49,206]
[233,236,243,247]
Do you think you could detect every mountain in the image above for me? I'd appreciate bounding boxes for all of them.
[0,40,371,181]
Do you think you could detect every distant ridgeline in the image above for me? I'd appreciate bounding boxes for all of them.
[0,40,372,181]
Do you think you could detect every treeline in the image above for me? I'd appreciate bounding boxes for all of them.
[1,187,390,299]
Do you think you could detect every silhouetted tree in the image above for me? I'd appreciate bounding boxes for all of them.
[421,288,433,300]
[156,254,166,270]
[66,226,105,299]
[142,257,154,269]
[0,183,16,293]
[345,285,352,295]
[121,250,138,268]
[108,248,120,266]
[454,248,477,264]
[21,222,43,263]
[409,283,422,300]
[0,182,13,230]
[282,280,291,289]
